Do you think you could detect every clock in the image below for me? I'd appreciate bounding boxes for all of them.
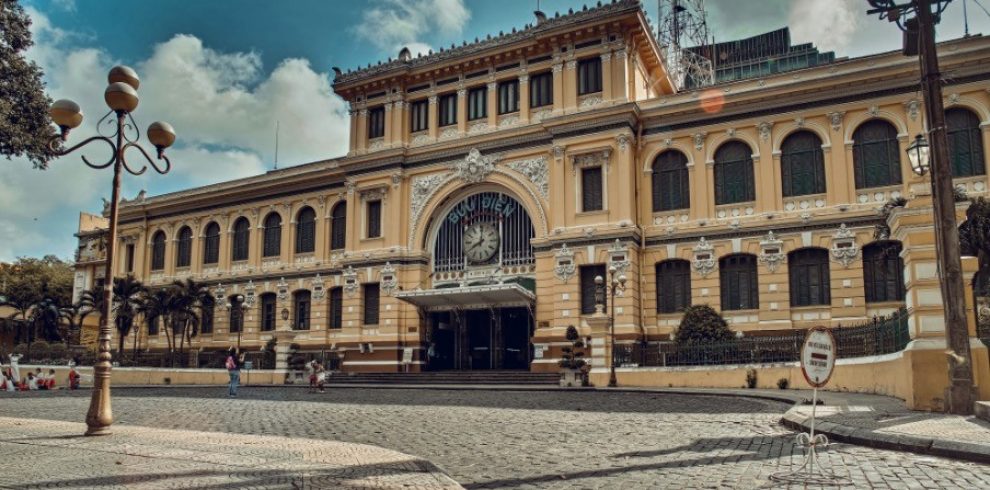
[463,221,500,263]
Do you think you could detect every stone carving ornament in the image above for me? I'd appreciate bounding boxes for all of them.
[757,122,773,142]
[452,148,500,184]
[830,223,860,268]
[507,156,549,200]
[692,237,717,277]
[553,243,577,283]
[380,262,398,296]
[343,266,359,297]
[758,230,786,273]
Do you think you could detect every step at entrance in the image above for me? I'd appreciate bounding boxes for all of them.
[325,370,559,385]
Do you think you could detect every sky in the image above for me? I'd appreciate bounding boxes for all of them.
[3,0,990,262]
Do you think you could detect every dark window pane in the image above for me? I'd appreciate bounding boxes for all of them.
[468,86,487,120]
[780,131,826,197]
[231,217,250,262]
[363,283,380,325]
[126,243,136,272]
[657,260,691,313]
[497,80,519,114]
[410,100,429,132]
[946,108,986,178]
[581,166,603,212]
[720,254,759,310]
[439,93,457,127]
[530,72,553,108]
[293,290,311,330]
[200,297,214,334]
[368,106,385,139]
[176,227,192,267]
[261,294,276,331]
[367,200,382,238]
[295,207,316,253]
[580,265,606,314]
[652,151,690,211]
[263,213,282,257]
[150,231,166,271]
[331,202,347,250]
[714,142,755,205]
[577,57,602,95]
[788,248,831,307]
[853,120,902,189]
[203,223,220,264]
[329,287,343,329]
[863,241,906,302]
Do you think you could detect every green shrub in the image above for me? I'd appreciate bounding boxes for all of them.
[745,368,758,389]
[675,305,733,346]
[31,340,51,359]
[558,325,587,370]
[12,343,28,355]
[49,343,69,361]
[777,377,790,390]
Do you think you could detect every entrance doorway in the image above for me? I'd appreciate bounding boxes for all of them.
[427,307,532,371]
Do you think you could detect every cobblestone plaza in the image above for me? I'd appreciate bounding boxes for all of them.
[3,388,990,489]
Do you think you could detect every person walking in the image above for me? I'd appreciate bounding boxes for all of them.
[225,348,241,398]
[314,360,326,394]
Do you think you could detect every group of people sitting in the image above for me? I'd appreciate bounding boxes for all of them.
[0,364,82,392]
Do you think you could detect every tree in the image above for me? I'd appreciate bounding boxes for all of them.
[674,305,734,346]
[558,325,587,370]
[0,0,58,168]
[166,279,204,358]
[79,275,145,357]
[0,256,74,306]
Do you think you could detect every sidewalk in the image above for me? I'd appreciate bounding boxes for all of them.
[0,416,462,489]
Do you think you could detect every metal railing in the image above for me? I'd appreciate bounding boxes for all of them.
[614,309,910,368]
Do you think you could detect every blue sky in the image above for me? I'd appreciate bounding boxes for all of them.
[3,0,990,262]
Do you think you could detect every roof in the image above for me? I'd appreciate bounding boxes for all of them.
[395,283,536,311]
[332,0,646,87]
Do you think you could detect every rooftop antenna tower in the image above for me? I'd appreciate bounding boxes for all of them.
[657,0,714,90]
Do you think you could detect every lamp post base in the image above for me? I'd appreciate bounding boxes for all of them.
[84,362,113,436]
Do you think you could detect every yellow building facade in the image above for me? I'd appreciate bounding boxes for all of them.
[108,1,990,406]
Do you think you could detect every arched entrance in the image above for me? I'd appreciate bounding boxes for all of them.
[397,190,536,371]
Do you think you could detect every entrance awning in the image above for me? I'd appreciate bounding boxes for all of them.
[395,283,535,311]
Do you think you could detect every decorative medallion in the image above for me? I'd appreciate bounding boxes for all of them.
[553,243,576,283]
[243,280,256,307]
[507,156,549,200]
[380,262,398,296]
[607,239,631,274]
[826,112,844,131]
[343,266,359,297]
[831,223,860,268]
[311,273,326,300]
[692,237,717,278]
[451,148,499,184]
[867,105,880,117]
[758,231,786,273]
[615,133,631,151]
[693,132,707,151]
[904,100,920,121]
[276,277,288,301]
[757,122,773,142]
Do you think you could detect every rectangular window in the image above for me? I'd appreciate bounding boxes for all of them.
[366,200,382,239]
[261,294,276,331]
[329,287,343,330]
[657,261,692,314]
[363,283,380,325]
[577,57,602,95]
[368,106,385,139]
[200,307,213,334]
[530,72,553,108]
[125,244,135,273]
[439,93,457,127]
[580,265,606,314]
[467,86,487,121]
[229,308,242,334]
[294,292,310,330]
[410,99,429,132]
[147,316,159,336]
[497,80,519,114]
[581,166,603,212]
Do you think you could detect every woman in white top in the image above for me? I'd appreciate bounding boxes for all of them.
[26,373,38,390]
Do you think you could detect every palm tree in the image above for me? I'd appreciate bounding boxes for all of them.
[80,276,146,358]
[173,278,210,356]
[138,287,173,356]
[1,290,38,356]
[58,301,86,348]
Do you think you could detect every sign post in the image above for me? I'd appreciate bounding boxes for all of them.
[401,348,414,373]
[771,326,846,485]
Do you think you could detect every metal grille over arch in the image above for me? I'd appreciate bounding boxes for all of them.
[431,191,535,282]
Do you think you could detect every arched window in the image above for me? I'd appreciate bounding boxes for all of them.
[652,151,691,212]
[331,202,347,250]
[853,120,902,189]
[203,222,220,265]
[780,131,826,197]
[295,207,316,254]
[863,241,906,303]
[263,213,282,257]
[720,254,758,311]
[656,259,691,313]
[176,226,192,268]
[788,248,831,307]
[150,231,166,271]
[293,290,311,330]
[714,141,755,205]
[946,108,986,178]
[231,217,250,262]
[260,293,277,331]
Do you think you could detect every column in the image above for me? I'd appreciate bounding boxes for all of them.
[356,108,368,153]
[600,51,613,102]
[519,72,530,124]
[563,57,578,112]
[487,80,497,129]
[250,214,263,266]
[347,109,358,155]
[613,48,629,102]
[552,58,564,114]
[456,85,467,135]
[392,99,407,147]
[427,94,438,140]
[383,102,393,145]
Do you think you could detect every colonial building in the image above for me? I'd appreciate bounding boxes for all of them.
[105,0,990,404]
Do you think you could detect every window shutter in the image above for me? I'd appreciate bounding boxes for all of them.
[330,288,343,329]
[367,200,382,238]
[720,255,758,310]
[580,265,605,314]
[853,120,902,189]
[581,167,603,212]
[296,208,316,253]
[363,284,380,325]
[331,203,347,250]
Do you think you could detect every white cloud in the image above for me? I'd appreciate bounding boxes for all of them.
[0,8,350,261]
[354,0,470,57]
[787,0,862,54]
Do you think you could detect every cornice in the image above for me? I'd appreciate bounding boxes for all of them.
[644,215,883,247]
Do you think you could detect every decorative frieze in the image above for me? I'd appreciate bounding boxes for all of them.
[451,148,499,184]
[830,223,860,268]
[692,237,716,278]
[507,156,549,200]
[553,244,576,283]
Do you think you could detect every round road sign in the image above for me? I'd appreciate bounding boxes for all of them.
[800,326,836,388]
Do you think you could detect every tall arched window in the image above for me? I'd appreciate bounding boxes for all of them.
[262,213,282,257]
[203,222,220,265]
[714,141,755,205]
[231,217,250,261]
[946,108,986,177]
[720,254,758,311]
[652,151,690,212]
[863,241,906,303]
[293,290,311,330]
[656,259,691,313]
[176,226,192,268]
[788,248,831,307]
[780,131,826,197]
[295,207,316,254]
[331,202,347,250]
[853,120,902,189]
[150,231,166,271]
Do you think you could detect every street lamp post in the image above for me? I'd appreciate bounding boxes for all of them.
[868,0,976,414]
[226,294,246,350]
[595,266,627,388]
[48,65,176,435]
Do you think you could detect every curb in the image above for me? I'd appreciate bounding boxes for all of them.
[780,407,990,464]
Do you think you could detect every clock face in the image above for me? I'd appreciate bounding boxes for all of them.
[463,221,500,263]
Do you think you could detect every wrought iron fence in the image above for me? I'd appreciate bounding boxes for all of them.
[614,309,910,368]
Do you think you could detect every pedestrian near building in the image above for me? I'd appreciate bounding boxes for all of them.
[226,349,241,398]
